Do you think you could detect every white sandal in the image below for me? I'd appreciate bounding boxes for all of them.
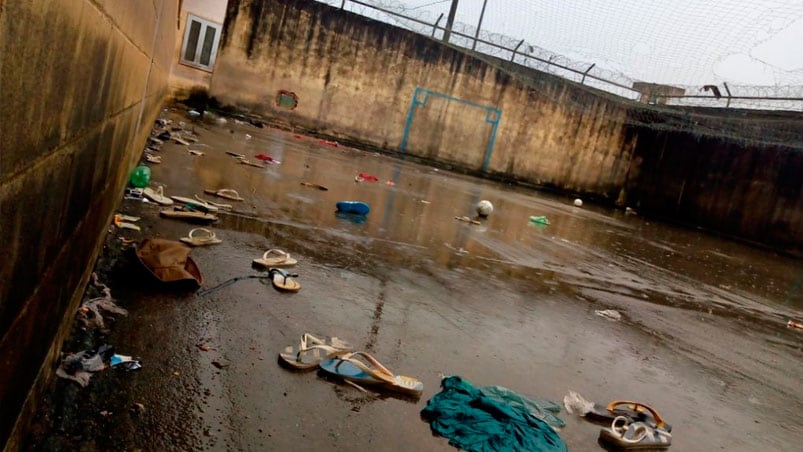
[252,249,297,267]
[180,228,222,246]
[143,186,173,205]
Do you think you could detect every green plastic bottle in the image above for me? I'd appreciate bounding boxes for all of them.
[529,215,549,225]
[129,165,151,188]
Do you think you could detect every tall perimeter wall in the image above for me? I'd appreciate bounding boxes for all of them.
[0,0,178,448]
[210,0,803,253]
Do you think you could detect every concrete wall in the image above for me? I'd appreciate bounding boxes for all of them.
[209,0,803,253]
[627,108,803,253]
[213,0,636,198]
[0,0,178,448]
[169,0,228,97]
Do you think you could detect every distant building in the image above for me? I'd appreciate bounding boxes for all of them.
[632,82,685,105]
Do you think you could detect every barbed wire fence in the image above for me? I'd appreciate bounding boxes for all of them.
[315,0,803,113]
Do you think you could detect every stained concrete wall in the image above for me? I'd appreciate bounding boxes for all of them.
[0,0,178,448]
[212,0,636,198]
[627,108,803,253]
[169,0,228,97]
[209,0,803,253]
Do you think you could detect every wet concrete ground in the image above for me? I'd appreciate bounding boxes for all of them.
[25,108,803,451]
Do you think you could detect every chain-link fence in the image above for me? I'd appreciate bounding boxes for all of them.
[315,0,803,111]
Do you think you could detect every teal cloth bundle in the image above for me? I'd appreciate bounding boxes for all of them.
[421,376,567,452]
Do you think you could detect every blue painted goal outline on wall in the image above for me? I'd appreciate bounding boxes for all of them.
[399,87,502,172]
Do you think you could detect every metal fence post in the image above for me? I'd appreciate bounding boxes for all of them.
[581,63,595,84]
[511,39,524,62]
[341,0,346,9]
[432,13,443,38]
[723,82,732,108]
[472,0,488,51]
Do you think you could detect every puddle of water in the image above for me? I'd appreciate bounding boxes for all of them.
[152,115,803,321]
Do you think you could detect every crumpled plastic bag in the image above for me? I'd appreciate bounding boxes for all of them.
[563,390,595,416]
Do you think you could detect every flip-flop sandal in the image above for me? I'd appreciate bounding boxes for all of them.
[268,268,300,292]
[587,401,672,432]
[204,188,245,201]
[319,351,424,397]
[145,154,162,164]
[238,159,266,169]
[253,249,297,268]
[194,195,232,209]
[169,196,218,212]
[278,334,353,370]
[160,207,218,223]
[143,186,173,205]
[300,182,329,191]
[180,228,222,246]
[599,416,672,450]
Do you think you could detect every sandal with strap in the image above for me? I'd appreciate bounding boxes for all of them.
[143,186,173,205]
[319,351,424,397]
[204,188,244,201]
[180,228,222,246]
[268,268,300,292]
[278,334,353,370]
[253,249,297,268]
[599,416,672,450]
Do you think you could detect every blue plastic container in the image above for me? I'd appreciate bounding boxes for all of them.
[336,201,370,215]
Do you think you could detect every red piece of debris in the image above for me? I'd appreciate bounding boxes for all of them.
[255,153,281,164]
[355,172,379,183]
[319,139,339,147]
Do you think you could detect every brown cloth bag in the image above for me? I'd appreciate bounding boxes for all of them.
[135,238,203,286]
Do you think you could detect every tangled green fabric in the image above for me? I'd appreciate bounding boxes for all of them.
[421,376,567,452]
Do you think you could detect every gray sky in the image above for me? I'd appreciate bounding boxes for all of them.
[337,0,803,87]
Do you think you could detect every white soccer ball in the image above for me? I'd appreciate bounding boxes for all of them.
[476,200,494,217]
[574,198,583,207]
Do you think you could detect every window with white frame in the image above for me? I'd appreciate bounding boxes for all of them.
[180,14,222,71]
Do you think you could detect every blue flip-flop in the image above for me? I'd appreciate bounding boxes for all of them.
[319,351,423,397]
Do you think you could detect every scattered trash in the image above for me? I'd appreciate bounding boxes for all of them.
[455,216,481,225]
[625,207,637,216]
[226,151,244,158]
[212,359,231,369]
[204,188,244,201]
[385,180,395,186]
[132,403,146,414]
[215,117,228,125]
[180,228,223,246]
[254,153,280,164]
[160,206,218,222]
[564,391,673,432]
[110,354,142,371]
[143,186,174,205]
[145,154,162,164]
[147,136,164,146]
[194,195,232,209]
[114,214,141,231]
[355,172,378,183]
[245,133,252,140]
[574,198,583,207]
[563,391,595,416]
[300,182,329,191]
[319,139,338,147]
[173,135,192,146]
[420,200,431,204]
[56,344,114,387]
[78,274,128,330]
[294,134,303,139]
[788,320,803,331]
[239,158,266,168]
[129,165,151,188]
[197,343,212,352]
[529,215,550,225]
[336,201,370,215]
[135,238,204,286]
[188,149,204,156]
[422,376,566,452]
[476,200,493,217]
[124,187,144,201]
[187,110,201,118]
[595,309,622,321]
